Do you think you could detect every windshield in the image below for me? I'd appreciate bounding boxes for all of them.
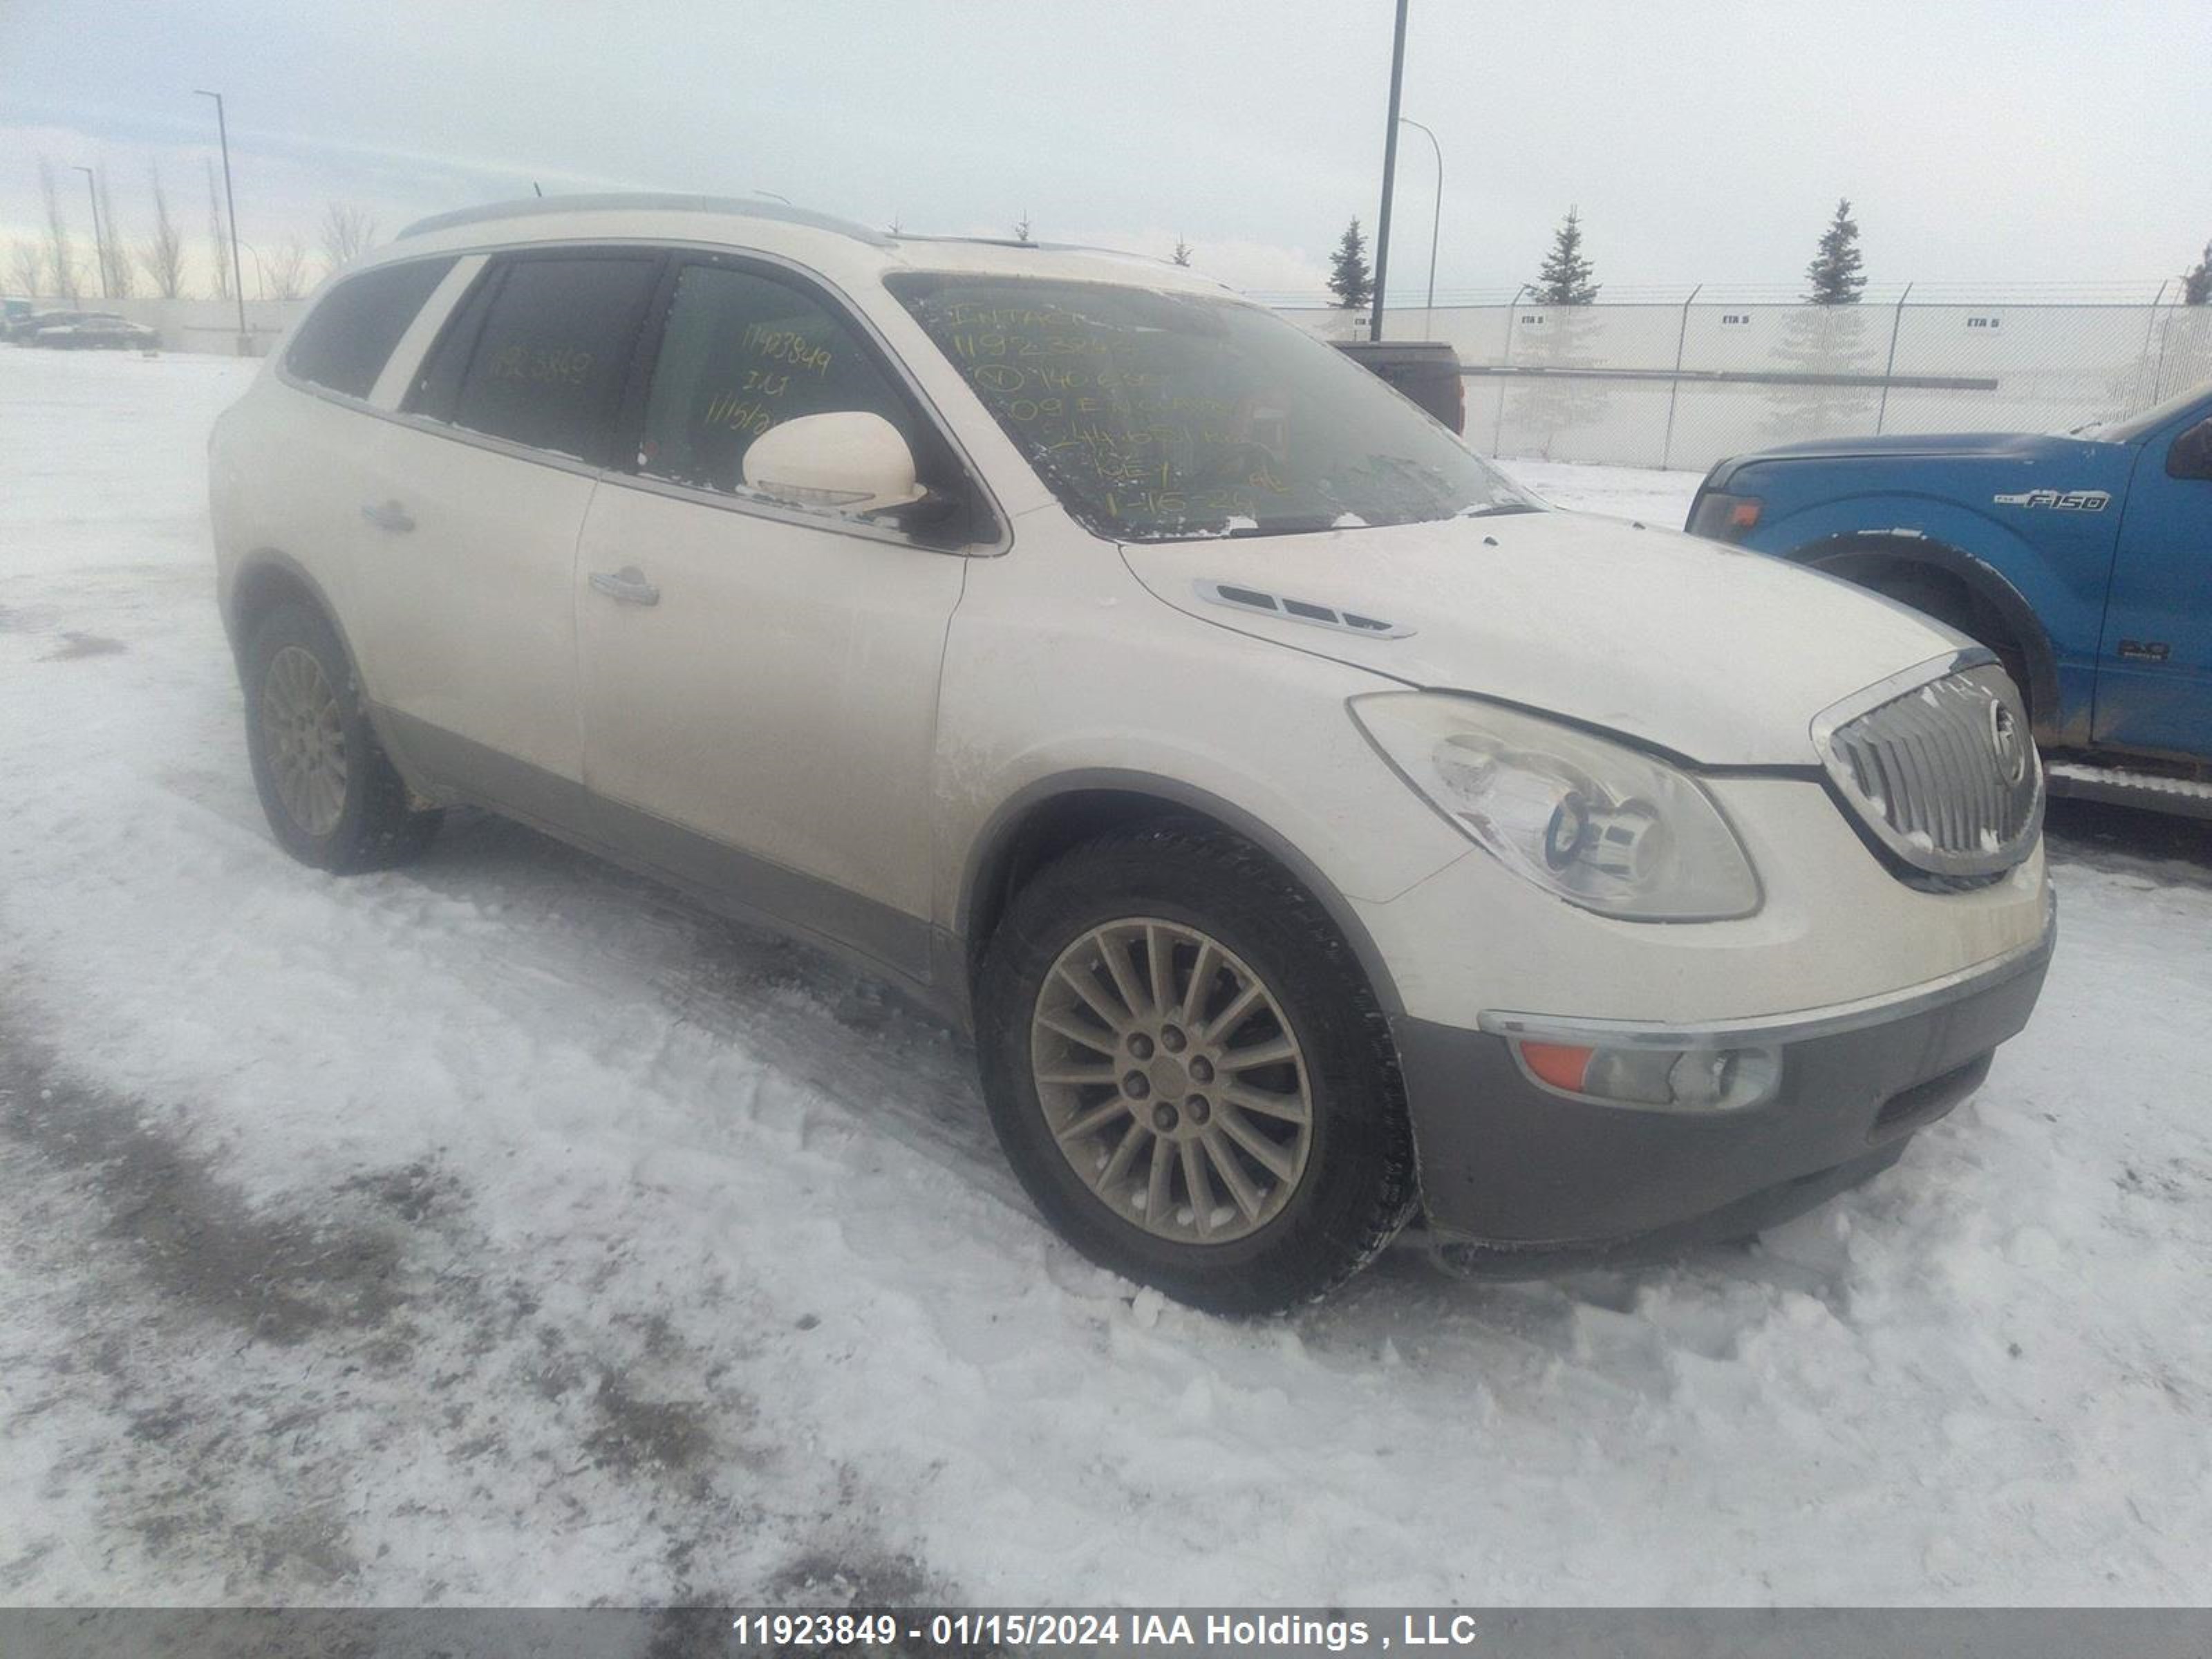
[2099,380,2211,444]
[887,274,1538,542]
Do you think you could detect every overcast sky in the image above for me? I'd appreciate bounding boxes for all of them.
[3,0,2208,305]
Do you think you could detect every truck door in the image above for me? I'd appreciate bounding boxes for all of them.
[2094,410,2212,758]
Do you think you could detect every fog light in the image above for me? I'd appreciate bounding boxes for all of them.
[1519,1041,1593,1092]
[1511,1038,1781,1112]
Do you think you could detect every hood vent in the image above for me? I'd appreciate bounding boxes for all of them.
[1194,579,1414,639]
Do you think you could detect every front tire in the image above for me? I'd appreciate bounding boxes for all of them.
[976,822,1415,1314]
[243,601,441,872]
[1855,567,2034,722]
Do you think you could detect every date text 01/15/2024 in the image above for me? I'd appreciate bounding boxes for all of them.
[727,1611,1485,1650]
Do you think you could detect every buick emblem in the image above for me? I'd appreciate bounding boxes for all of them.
[1988,698,2027,785]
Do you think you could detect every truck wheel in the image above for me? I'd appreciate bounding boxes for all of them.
[243,601,441,873]
[976,822,1415,1314]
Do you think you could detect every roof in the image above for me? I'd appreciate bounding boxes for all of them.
[388,193,1230,296]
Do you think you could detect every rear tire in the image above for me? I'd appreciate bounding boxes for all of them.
[243,601,441,873]
[976,821,1415,1314]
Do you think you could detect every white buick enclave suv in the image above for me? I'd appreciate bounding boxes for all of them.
[210,196,2054,1311]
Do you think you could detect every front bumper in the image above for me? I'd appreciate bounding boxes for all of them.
[1392,905,2054,1264]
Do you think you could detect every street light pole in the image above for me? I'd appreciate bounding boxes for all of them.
[1397,116,1441,337]
[231,238,270,302]
[1491,282,1535,456]
[1367,0,1411,342]
[71,165,105,299]
[194,89,251,355]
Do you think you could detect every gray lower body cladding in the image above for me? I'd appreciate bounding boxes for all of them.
[1393,945,2050,1264]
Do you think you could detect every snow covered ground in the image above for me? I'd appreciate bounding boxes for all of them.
[3,348,2209,1607]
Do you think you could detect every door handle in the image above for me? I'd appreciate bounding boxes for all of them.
[361,499,415,534]
[588,565,661,606]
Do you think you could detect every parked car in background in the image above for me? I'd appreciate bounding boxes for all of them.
[1687,379,2212,818]
[1335,338,1464,432]
[28,312,159,350]
[210,194,2052,1311]
[3,305,77,343]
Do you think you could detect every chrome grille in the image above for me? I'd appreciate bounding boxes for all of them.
[1812,655,2043,881]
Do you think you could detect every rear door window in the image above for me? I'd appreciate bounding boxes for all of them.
[419,252,662,464]
[285,258,457,399]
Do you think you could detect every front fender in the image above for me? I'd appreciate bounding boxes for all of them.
[954,766,1433,1020]
[1747,488,2117,738]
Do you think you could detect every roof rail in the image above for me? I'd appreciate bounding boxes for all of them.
[396,192,892,247]
[894,232,1174,269]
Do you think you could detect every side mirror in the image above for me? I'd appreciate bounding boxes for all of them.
[2167,418,2212,482]
[742,411,926,514]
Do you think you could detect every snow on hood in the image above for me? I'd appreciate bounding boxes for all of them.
[1119,510,1965,767]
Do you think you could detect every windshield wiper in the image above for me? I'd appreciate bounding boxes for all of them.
[1456,502,1544,519]
[1222,516,1339,538]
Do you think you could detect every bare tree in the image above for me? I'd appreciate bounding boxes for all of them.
[138,164,187,298]
[205,157,232,302]
[1013,210,1032,242]
[95,168,135,298]
[262,235,312,301]
[318,201,377,270]
[10,239,46,299]
[39,160,81,301]
[1171,236,1193,268]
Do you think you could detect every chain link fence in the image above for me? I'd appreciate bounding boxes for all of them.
[1281,290,2212,472]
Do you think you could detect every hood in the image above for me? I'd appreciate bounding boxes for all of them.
[1119,511,1965,767]
[1725,430,2082,463]
[1707,429,2121,491]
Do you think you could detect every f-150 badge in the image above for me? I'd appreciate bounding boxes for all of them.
[1994,489,2110,510]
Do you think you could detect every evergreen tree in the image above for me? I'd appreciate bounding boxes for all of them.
[1535,207,1599,304]
[1171,235,1193,268]
[2184,238,2211,306]
[1327,218,1372,310]
[1012,210,1032,243]
[1806,198,1866,304]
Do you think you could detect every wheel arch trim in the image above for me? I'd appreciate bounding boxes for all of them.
[1797,532,2063,735]
[954,769,1407,1018]
[224,550,428,787]
[225,550,355,673]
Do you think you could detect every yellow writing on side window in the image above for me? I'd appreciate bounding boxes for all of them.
[740,323,831,376]
[487,344,594,387]
[702,393,776,437]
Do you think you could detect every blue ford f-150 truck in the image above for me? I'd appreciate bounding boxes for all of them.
[1687,379,2212,817]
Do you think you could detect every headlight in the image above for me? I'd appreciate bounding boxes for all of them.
[1350,693,1761,921]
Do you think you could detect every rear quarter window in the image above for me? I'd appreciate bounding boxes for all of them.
[284,258,458,400]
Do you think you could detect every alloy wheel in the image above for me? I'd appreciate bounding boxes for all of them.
[1029,917,1314,1245]
[260,645,348,838]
